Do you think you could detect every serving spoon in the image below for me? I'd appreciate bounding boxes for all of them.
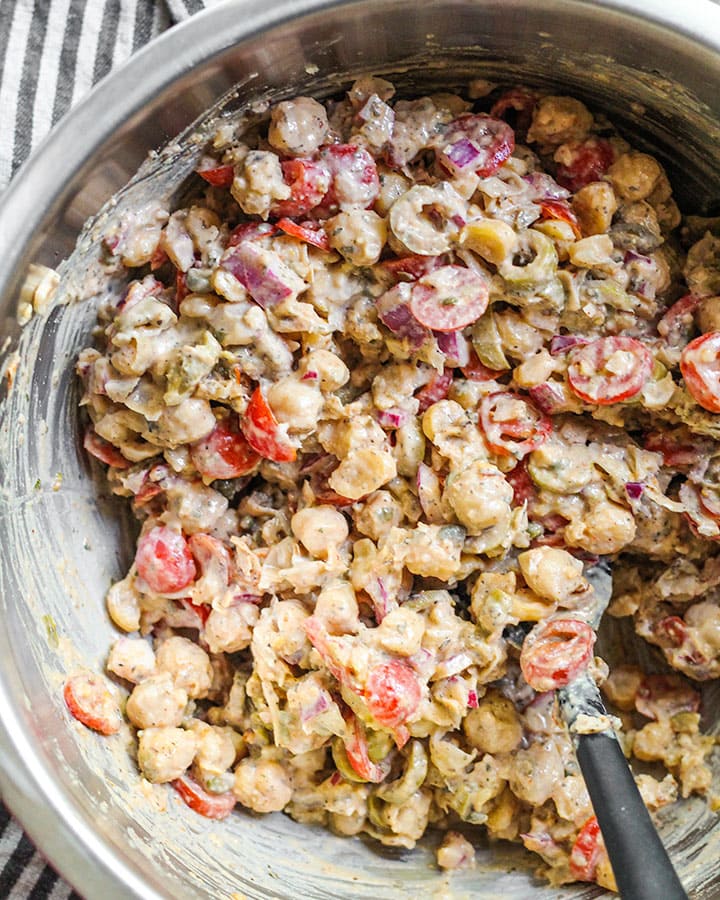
[554,562,688,900]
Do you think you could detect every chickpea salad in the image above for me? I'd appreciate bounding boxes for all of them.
[67,76,720,890]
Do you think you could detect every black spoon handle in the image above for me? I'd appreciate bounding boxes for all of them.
[575,731,688,900]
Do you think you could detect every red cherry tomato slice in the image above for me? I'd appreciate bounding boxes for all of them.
[569,816,603,882]
[172,773,237,820]
[380,254,439,281]
[415,367,454,413]
[83,428,130,469]
[135,525,197,594]
[241,387,297,463]
[318,144,380,211]
[506,458,538,508]
[343,715,392,784]
[409,265,490,332]
[555,137,615,192]
[441,114,515,177]
[490,87,538,136]
[479,391,552,458]
[520,617,596,692]
[64,674,121,735]
[190,416,260,480]
[276,217,330,250]
[680,331,720,413]
[567,336,653,406]
[537,199,582,239]
[271,158,331,218]
[196,164,235,188]
[635,672,700,721]
[227,221,278,247]
[365,660,422,729]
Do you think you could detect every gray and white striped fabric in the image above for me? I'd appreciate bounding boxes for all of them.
[0,3,223,893]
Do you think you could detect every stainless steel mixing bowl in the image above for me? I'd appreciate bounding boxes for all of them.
[3,1,720,897]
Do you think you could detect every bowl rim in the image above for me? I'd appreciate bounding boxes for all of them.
[3,0,720,897]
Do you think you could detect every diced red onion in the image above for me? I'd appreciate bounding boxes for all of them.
[439,137,483,174]
[625,482,645,501]
[549,334,589,356]
[301,370,319,381]
[376,407,409,429]
[436,331,471,367]
[451,214,467,229]
[376,285,429,350]
[467,690,479,708]
[300,691,331,724]
[624,250,652,264]
[221,241,294,308]
[523,172,570,201]
[528,382,566,414]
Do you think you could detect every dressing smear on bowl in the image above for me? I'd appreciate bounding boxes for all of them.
[65,75,720,892]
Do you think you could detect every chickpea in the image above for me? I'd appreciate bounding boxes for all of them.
[126,673,188,729]
[375,607,425,656]
[327,209,387,266]
[187,720,238,776]
[298,349,350,392]
[268,97,329,157]
[527,96,593,146]
[463,691,523,754]
[354,490,403,542]
[443,459,513,535]
[328,448,397,500]
[233,758,293,813]
[601,664,644,711]
[155,636,213,699]
[291,506,349,559]
[517,547,585,603]
[607,151,663,202]
[106,637,156,684]
[267,378,323,433]
[137,726,198,783]
[314,581,359,634]
[204,603,259,654]
[572,181,618,235]
[564,501,636,555]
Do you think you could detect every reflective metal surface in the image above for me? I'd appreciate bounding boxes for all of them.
[2,1,720,897]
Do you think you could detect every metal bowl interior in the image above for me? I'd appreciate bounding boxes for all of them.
[2,1,720,898]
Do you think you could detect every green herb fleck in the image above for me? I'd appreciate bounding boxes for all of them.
[42,615,59,649]
[33,478,41,490]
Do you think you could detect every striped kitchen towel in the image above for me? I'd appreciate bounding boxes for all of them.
[0,3,225,895]
[0,0,226,191]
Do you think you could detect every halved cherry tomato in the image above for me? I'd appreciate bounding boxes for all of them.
[190,416,260,480]
[460,349,503,382]
[227,221,277,247]
[415,368,454,413]
[380,254,439,281]
[303,616,351,686]
[555,137,615,192]
[657,293,700,347]
[276,217,330,250]
[520,617,596,692]
[441,114,515,177]
[506,458,538,508]
[271,158,331,218]
[680,331,720,413]
[135,525,197,594]
[479,391,552,458]
[150,246,169,271]
[409,265,489,332]
[179,598,212,627]
[175,269,188,305]
[537,199,582,239]
[172,773,237,819]
[64,674,121,735]
[365,661,422,729]
[83,428,130,469]
[197,164,235,188]
[635,672,700,721]
[343,715,392,783]
[489,86,538,136]
[241,387,297,463]
[569,816,603,882]
[567,336,653,405]
[318,144,380,211]
[643,428,705,468]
